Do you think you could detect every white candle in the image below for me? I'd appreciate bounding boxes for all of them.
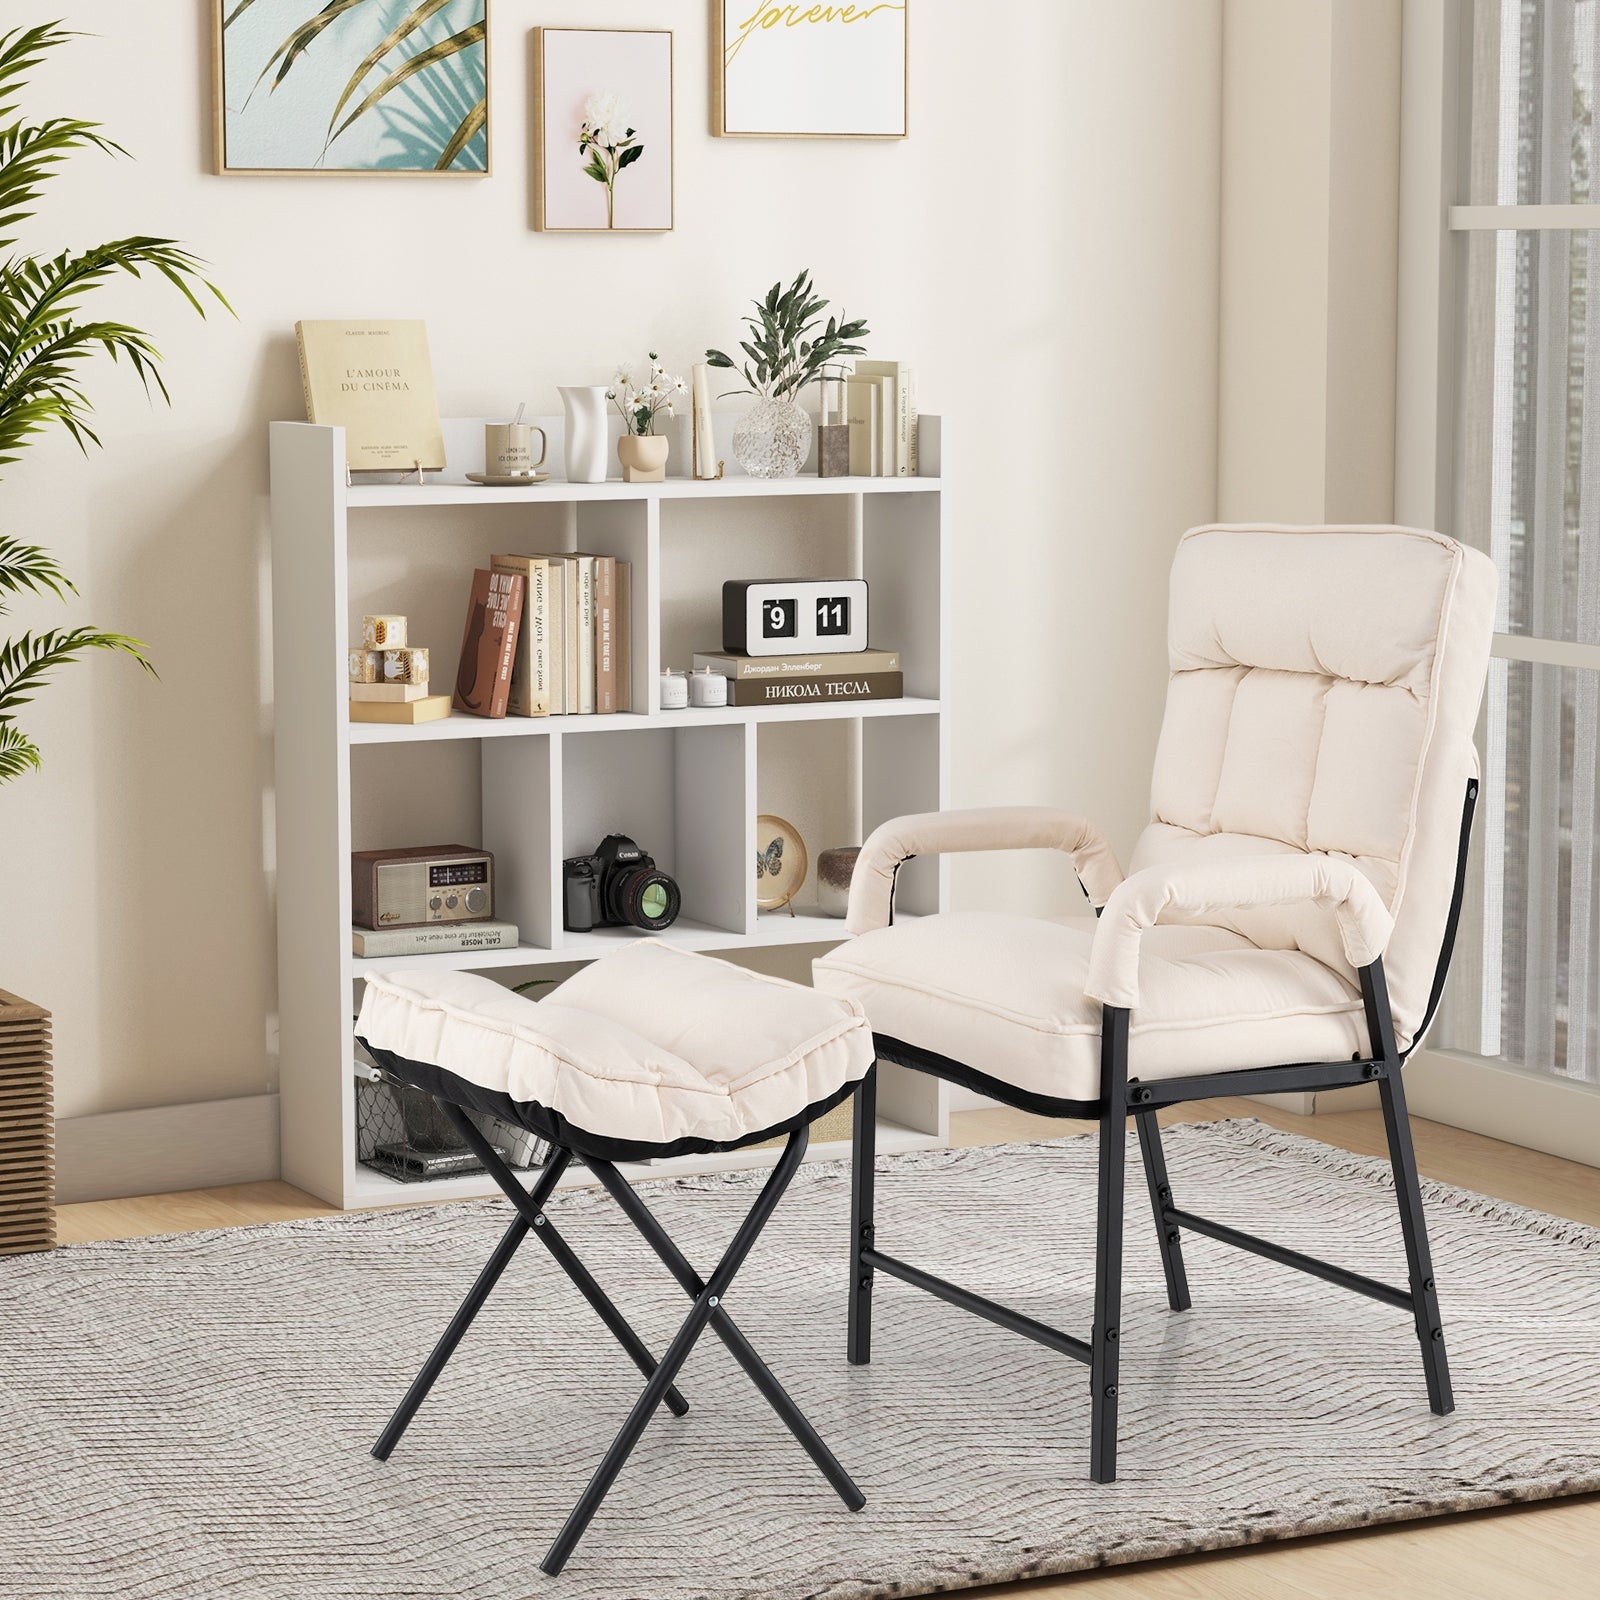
[688,666,728,708]
[659,669,689,709]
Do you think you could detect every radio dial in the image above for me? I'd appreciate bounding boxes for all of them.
[466,887,488,913]
[429,895,442,911]
[445,893,459,910]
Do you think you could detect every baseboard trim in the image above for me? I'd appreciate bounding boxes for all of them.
[1406,1049,1600,1170]
[56,1094,280,1204]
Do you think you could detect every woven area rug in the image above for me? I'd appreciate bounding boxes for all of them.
[4,1120,1599,1599]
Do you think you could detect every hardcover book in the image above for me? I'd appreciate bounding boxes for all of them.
[590,555,618,714]
[348,694,452,724]
[846,375,880,476]
[352,919,519,958]
[294,320,445,472]
[853,360,913,476]
[724,671,903,707]
[492,554,554,716]
[349,683,427,703]
[571,555,597,715]
[453,568,524,720]
[694,648,901,680]
[614,561,633,712]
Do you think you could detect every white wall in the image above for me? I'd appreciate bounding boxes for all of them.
[0,1,1222,1124]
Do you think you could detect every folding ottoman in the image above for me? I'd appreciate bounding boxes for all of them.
[354,941,874,1574]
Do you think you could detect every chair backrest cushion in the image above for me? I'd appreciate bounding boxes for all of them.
[1131,524,1497,1049]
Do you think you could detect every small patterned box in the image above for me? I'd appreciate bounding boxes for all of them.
[347,649,382,684]
[363,614,407,650]
[383,646,429,686]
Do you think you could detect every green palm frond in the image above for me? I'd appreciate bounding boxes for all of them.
[326,0,454,135]
[0,536,72,612]
[0,720,39,781]
[0,625,154,715]
[327,22,485,144]
[435,98,486,172]
[249,0,373,100]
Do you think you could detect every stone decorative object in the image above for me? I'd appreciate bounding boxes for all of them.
[617,433,669,483]
[817,846,860,918]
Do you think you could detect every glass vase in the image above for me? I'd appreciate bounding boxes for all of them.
[732,393,812,479]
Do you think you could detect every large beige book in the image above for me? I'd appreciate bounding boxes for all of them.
[588,555,618,714]
[614,561,632,712]
[295,320,445,472]
[846,376,880,476]
[348,694,452,725]
[492,553,554,716]
[561,558,581,713]
[571,555,597,715]
[853,360,912,476]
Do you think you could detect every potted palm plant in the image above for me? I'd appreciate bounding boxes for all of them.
[0,21,226,1250]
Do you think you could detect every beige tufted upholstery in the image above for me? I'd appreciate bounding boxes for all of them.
[815,525,1497,1103]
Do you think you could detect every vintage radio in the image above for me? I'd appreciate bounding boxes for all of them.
[352,844,494,929]
[722,578,869,655]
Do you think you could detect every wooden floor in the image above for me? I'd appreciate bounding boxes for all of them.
[56,1100,1600,1597]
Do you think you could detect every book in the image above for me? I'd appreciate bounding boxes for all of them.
[452,568,524,719]
[571,555,596,715]
[544,557,568,714]
[590,555,618,713]
[492,553,554,716]
[615,561,632,712]
[853,361,913,477]
[349,682,427,703]
[352,919,519,958]
[873,375,894,477]
[294,320,445,473]
[846,375,880,476]
[724,671,903,707]
[348,694,452,725]
[694,648,902,680]
[562,557,580,714]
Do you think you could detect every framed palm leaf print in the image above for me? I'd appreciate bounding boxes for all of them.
[213,0,490,175]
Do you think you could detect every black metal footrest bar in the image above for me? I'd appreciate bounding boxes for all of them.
[1164,1206,1412,1311]
[860,1248,1093,1365]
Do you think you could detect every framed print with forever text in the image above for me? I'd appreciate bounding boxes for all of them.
[714,0,908,138]
[535,27,675,232]
[212,0,489,175]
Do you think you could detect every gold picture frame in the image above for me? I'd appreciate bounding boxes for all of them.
[533,27,676,233]
[712,0,909,139]
[212,0,492,177]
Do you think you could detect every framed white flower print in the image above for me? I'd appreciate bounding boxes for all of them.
[714,1,908,138]
[535,28,674,232]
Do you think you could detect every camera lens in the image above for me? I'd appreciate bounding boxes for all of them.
[616,868,680,931]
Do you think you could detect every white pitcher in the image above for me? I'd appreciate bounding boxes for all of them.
[559,385,609,484]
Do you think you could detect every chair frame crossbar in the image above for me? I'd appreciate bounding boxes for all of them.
[846,782,1478,1483]
[371,1109,864,1574]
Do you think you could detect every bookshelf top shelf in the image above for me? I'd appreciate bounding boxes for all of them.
[346,471,939,509]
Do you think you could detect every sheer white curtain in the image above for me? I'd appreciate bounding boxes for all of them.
[1443,0,1600,1084]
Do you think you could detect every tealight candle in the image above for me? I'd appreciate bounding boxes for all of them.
[659,669,689,710]
[688,666,728,707]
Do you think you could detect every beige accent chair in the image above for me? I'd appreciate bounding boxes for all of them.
[814,523,1497,1482]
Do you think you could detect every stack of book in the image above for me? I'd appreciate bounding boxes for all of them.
[692,648,903,707]
[452,553,632,719]
[845,360,916,477]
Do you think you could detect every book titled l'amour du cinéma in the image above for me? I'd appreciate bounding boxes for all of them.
[295,319,445,473]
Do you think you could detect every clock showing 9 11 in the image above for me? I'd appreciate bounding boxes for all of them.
[721,579,869,655]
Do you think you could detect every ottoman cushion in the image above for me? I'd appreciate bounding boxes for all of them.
[355,942,874,1161]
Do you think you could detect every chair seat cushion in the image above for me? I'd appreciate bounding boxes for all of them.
[812,911,1365,1112]
[356,943,874,1161]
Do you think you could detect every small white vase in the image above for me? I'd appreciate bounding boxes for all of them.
[560,385,609,484]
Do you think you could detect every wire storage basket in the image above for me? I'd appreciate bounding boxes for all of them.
[356,1065,548,1183]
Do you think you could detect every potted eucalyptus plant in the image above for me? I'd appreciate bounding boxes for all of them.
[706,270,869,479]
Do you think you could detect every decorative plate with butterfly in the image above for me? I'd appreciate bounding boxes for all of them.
[754,813,808,914]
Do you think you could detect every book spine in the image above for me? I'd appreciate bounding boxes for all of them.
[614,562,632,712]
[593,556,617,714]
[725,671,903,707]
[847,377,876,476]
[895,366,912,475]
[528,560,551,715]
[694,650,902,680]
[489,572,524,719]
[563,559,580,713]
[294,323,317,422]
[546,560,566,714]
[875,376,894,477]
[575,558,596,715]
[352,922,519,957]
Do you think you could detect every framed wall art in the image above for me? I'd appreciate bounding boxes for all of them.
[213,0,489,175]
[714,1,908,138]
[534,28,675,232]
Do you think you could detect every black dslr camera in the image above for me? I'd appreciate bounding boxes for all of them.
[563,833,681,933]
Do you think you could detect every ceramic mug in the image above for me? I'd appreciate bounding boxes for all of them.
[485,422,549,477]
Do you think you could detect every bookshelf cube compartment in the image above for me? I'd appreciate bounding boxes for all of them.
[560,722,750,954]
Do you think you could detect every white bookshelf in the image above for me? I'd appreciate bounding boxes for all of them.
[270,413,951,1209]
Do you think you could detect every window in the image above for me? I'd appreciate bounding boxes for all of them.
[1439,1,1600,1086]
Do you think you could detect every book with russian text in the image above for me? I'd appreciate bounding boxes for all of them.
[453,568,524,719]
[724,671,903,707]
[694,648,901,680]
[294,320,445,472]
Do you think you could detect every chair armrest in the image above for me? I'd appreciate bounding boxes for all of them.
[846,806,1125,934]
[1084,853,1394,1009]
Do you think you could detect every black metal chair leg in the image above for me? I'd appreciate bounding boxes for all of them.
[848,1063,877,1365]
[544,1129,863,1576]
[439,1102,689,1417]
[1134,1107,1191,1312]
[1379,1067,1454,1415]
[371,1147,572,1461]
[1090,1007,1129,1484]
[1360,958,1453,1417]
